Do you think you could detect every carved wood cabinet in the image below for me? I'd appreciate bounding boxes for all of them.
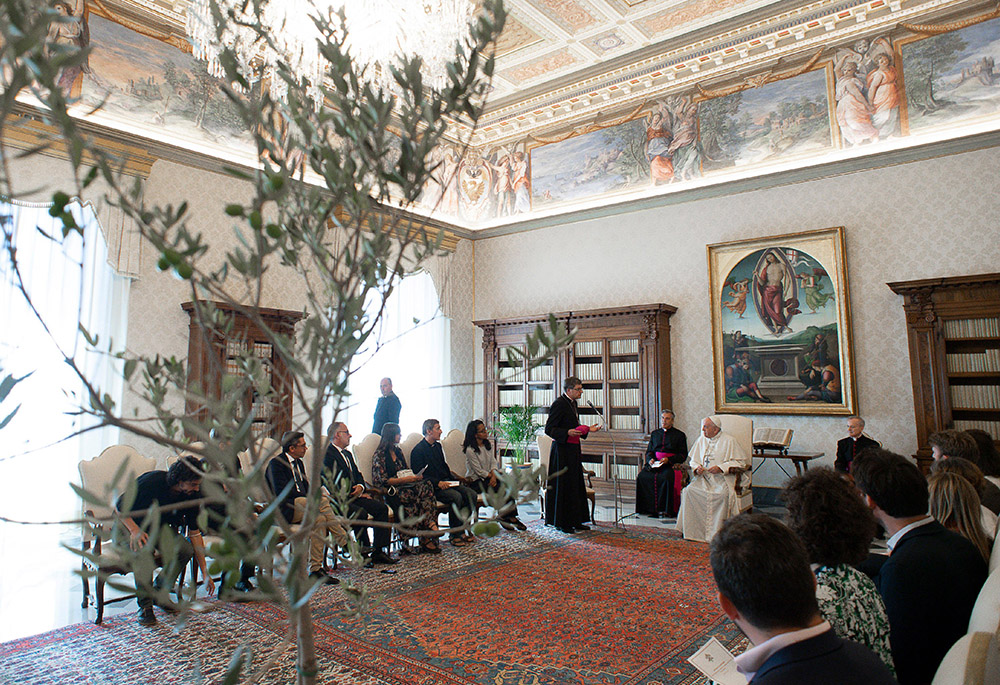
[475,304,676,481]
[182,301,304,440]
[888,273,1000,472]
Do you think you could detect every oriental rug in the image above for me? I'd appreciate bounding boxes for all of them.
[0,524,745,684]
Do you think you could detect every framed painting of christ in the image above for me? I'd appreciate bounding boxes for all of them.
[707,226,857,416]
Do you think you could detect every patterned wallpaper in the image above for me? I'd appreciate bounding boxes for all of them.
[470,143,1000,487]
[123,160,476,463]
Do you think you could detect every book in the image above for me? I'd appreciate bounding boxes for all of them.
[752,427,793,449]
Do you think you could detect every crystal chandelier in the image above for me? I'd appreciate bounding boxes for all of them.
[185,0,475,101]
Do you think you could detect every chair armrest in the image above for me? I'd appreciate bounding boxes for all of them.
[731,466,751,495]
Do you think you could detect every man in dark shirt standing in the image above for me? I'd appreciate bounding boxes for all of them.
[116,458,215,625]
[410,418,477,546]
[854,449,987,684]
[372,377,401,435]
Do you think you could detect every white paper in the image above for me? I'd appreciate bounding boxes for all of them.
[687,637,745,685]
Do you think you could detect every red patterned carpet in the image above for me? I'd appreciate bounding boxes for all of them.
[0,524,744,684]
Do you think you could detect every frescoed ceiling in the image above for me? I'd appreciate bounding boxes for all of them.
[28,0,1000,232]
[100,0,988,147]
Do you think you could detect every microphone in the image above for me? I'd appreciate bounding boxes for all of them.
[586,400,606,428]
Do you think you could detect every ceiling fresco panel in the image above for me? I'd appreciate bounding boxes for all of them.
[528,0,604,34]
[635,0,775,39]
[494,14,546,57]
[504,48,582,84]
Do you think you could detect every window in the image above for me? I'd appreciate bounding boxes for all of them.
[342,270,450,436]
[0,200,130,521]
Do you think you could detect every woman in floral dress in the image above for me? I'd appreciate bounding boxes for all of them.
[371,423,441,553]
[784,467,895,674]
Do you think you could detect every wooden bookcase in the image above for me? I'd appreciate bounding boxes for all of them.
[475,304,676,481]
[182,301,304,440]
[888,273,1000,472]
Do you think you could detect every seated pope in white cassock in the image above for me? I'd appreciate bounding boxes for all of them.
[675,416,750,543]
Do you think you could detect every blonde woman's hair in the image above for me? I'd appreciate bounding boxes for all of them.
[928,472,991,562]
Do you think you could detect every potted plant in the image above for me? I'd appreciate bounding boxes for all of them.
[496,405,540,467]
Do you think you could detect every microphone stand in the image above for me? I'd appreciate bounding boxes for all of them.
[588,400,627,531]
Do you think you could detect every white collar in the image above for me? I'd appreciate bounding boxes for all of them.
[886,516,934,551]
[735,622,831,680]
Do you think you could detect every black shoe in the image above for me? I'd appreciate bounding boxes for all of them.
[574,524,591,531]
[510,518,528,531]
[371,550,397,565]
[309,571,340,585]
[137,606,156,625]
[364,559,375,569]
[233,579,255,593]
[499,520,516,531]
[560,526,576,534]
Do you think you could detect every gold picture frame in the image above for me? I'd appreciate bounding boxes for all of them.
[707,226,857,416]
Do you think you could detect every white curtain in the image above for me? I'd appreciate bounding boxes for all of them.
[0,200,130,521]
[342,270,451,437]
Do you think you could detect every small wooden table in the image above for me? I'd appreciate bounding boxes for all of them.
[752,451,824,478]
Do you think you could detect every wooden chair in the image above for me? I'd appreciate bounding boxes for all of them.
[713,414,754,514]
[536,434,596,521]
[77,445,155,624]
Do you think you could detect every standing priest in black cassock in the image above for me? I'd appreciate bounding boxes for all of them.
[635,409,688,518]
[545,376,601,533]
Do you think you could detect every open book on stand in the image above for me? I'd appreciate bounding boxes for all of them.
[752,428,793,455]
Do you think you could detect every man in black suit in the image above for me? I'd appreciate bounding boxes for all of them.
[835,416,879,473]
[635,410,688,517]
[544,376,601,534]
[372,377,402,435]
[323,422,396,566]
[711,513,895,684]
[854,449,988,685]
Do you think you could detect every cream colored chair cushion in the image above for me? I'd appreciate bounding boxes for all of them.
[78,445,156,526]
[441,429,465,476]
[931,629,1000,685]
[712,414,754,513]
[399,433,423,461]
[969,568,1000,634]
[352,433,381,484]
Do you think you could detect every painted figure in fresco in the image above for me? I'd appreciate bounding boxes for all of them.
[754,250,800,335]
[797,269,835,313]
[722,278,751,317]
[47,0,88,96]
[511,151,530,214]
[488,148,515,217]
[789,355,841,403]
[666,96,701,181]
[458,151,494,222]
[867,52,900,139]
[644,107,674,184]
[835,60,879,146]
[726,356,770,402]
